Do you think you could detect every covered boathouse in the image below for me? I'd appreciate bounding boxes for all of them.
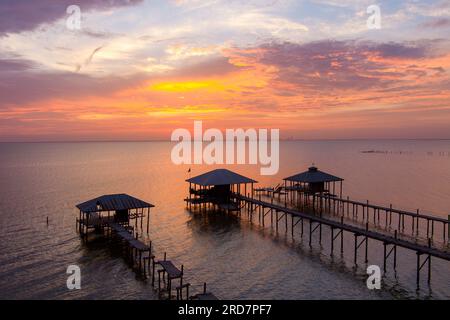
[185,169,257,212]
[283,166,344,210]
[76,193,155,238]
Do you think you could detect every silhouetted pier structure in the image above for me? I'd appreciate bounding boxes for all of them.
[311,194,450,244]
[234,193,450,287]
[76,194,154,275]
[185,169,257,212]
[279,167,449,246]
[152,252,183,299]
[283,165,343,207]
[76,193,154,238]
[184,168,450,287]
[76,194,217,299]
[151,252,218,300]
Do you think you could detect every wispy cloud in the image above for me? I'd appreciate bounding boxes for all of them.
[420,17,450,29]
[76,45,105,72]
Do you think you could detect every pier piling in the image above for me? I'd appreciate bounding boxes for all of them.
[233,194,450,287]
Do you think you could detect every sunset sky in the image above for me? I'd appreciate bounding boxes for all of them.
[1,0,450,141]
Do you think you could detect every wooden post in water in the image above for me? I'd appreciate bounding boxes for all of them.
[85,213,89,241]
[262,205,265,227]
[366,200,369,222]
[415,209,419,236]
[275,210,279,232]
[78,210,82,233]
[416,252,421,287]
[152,257,156,286]
[309,220,313,247]
[394,230,397,269]
[340,216,344,253]
[291,215,294,238]
[427,239,432,284]
[389,204,393,226]
[135,209,138,229]
[385,208,388,228]
[330,227,334,256]
[362,203,365,221]
[189,182,192,210]
[258,193,262,225]
[448,215,450,244]
[319,222,322,244]
[365,222,369,263]
[147,207,150,234]
[346,196,350,217]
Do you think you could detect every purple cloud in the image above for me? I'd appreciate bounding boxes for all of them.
[251,40,442,92]
[0,57,147,107]
[0,58,36,71]
[372,42,428,59]
[0,0,143,35]
[421,17,450,29]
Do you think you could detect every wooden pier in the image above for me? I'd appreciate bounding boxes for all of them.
[108,222,154,276]
[278,166,449,247]
[76,193,217,300]
[185,168,256,213]
[234,193,450,287]
[275,186,450,248]
[184,167,450,289]
[312,194,449,245]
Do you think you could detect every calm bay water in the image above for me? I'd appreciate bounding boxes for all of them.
[0,140,449,300]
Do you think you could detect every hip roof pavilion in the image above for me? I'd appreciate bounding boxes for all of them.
[76,193,154,213]
[186,168,257,186]
[283,166,343,183]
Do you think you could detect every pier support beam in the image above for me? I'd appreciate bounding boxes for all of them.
[448,215,450,244]
[309,221,321,247]
[292,216,302,238]
[330,217,345,256]
[416,252,431,288]
[383,242,397,272]
[353,233,368,265]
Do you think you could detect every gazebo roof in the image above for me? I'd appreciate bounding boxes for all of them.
[76,193,154,213]
[186,169,257,187]
[284,166,343,183]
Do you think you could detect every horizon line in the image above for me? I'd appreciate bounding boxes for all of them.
[1,138,450,143]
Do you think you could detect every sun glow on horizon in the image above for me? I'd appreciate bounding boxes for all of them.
[150,80,227,92]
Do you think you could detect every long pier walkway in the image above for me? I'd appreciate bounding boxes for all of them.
[234,193,450,287]
[314,194,449,245]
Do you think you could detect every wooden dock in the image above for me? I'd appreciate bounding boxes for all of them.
[233,193,450,287]
[81,221,217,300]
[277,187,450,247]
[313,194,449,244]
[76,194,217,300]
[183,168,450,291]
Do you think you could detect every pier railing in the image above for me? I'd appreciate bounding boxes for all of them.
[252,187,450,246]
[314,194,450,245]
[233,193,450,287]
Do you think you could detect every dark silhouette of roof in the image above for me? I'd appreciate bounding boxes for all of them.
[186,169,257,186]
[76,193,154,213]
[284,166,343,183]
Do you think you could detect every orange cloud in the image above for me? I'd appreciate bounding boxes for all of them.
[2,40,450,140]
